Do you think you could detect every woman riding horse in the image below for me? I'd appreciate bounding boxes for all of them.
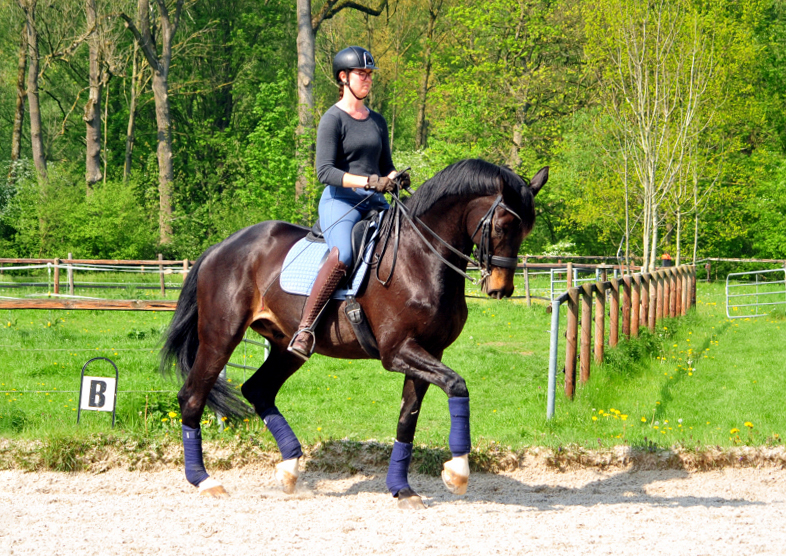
[288,46,410,361]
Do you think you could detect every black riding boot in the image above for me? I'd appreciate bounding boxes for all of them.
[288,247,348,360]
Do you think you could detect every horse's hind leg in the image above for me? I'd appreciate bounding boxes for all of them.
[179,337,244,497]
[388,376,429,510]
[241,342,306,494]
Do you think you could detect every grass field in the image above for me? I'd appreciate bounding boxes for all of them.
[0,273,784,457]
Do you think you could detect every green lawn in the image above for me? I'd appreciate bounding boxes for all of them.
[0,276,784,453]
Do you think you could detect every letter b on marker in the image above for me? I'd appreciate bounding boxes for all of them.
[80,376,116,413]
[89,380,107,408]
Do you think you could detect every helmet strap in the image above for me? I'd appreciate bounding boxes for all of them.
[343,79,369,101]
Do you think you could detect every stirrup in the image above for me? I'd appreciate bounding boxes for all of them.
[287,328,316,360]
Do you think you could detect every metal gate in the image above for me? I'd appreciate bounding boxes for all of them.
[726,268,786,318]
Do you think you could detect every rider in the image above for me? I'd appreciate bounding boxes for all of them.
[288,46,410,360]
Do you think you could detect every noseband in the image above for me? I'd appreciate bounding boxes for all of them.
[469,195,522,281]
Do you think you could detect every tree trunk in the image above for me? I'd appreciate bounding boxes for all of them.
[121,0,183,245]
[152,70,174,244]
[9,29,27,183]
[675,207,681,266]
[415,0,441,150]
[693,174,699,263]
[649,203,659,271]
[84,0,102,192]
[124,42,139,182]
[295,0,316,201]
[507,122,523,169]
[20,0,47,183]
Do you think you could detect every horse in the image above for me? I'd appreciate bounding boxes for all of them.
[161,158,548,509]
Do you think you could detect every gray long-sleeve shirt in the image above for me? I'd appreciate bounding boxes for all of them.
[315,105,396,188]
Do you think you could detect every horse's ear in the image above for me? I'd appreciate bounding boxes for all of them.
[529,166,549,197]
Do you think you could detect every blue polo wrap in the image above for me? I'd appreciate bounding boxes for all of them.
[261,407,303,461]
[448,396,471,457]
[386,441,413,497]
[182,424,210,487]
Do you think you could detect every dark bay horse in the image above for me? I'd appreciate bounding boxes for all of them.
[161,158,548,508]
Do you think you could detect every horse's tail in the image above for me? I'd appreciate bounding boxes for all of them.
[160,246,251,420]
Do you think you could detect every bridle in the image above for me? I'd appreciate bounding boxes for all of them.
[372,178,522,287]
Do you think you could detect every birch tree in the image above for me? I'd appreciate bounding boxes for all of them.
[586,0,720,270]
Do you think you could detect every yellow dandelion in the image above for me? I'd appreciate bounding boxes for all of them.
[168,411,177,418]
[744,422,753,429]
[730,428,739,434]
[641,417,647,422]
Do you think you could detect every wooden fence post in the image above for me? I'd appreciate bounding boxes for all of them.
[655,270,663,324]
[640,274,650,327]
[666,267,677,319]
[649,272,658,331]
[67,252,74,296]
[53,258,60,295]
[631,274,640,338]
[182,259,189,282]
[609,277,620,347]
[689,266,695,310]
[680,266,688,316]
[673,267,681,316]
[158,253,165,297]
[622,275,632,339]
[580,283,592,384]
[565,287,579,399]
[567,262,573,289]
[594,283,605,363]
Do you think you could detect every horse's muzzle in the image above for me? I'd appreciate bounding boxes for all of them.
[483,268,515,299]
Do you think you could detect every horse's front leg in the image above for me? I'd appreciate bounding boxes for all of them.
[384,338,471,498]
[387,376,430,509]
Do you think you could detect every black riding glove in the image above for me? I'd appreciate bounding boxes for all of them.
[365,174,395,193]
[396,172,411,189]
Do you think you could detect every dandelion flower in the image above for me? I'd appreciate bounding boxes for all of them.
[168,411,177,418]
[744,422,753,429]
[730,428,740,434]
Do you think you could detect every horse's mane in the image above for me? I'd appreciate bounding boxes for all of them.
[407,159,531,218]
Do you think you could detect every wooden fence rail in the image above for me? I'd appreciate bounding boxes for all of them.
[562,264,696,400]
[0,255,190,311]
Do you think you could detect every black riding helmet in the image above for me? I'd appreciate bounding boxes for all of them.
[333,46,379,84]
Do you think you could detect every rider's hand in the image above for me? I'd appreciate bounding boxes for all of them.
[366,174,395,193]
[396,172,411,189]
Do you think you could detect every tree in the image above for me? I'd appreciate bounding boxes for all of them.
[16,0,47,183]
[121,0,185,245]
[586,0,724,270]
[9,27,26,184]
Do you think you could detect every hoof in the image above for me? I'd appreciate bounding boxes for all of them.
[199,485,228,498]
[442,456,469,495]
[397,494,426,510]
[277,470,298,494]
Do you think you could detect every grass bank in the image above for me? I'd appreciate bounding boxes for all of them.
[0,278,784,471]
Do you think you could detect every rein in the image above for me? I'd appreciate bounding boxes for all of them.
[371,180,522,287]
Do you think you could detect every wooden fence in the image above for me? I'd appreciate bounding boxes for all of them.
[561,263,696,400]
[0,255,191,311]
